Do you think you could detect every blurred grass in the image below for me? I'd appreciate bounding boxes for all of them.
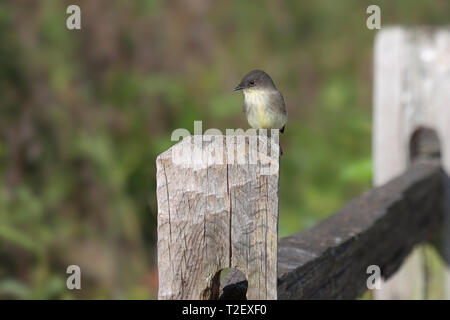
[0,0,448,299]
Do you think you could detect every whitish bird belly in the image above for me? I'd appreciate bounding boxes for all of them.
[244,90,287,129]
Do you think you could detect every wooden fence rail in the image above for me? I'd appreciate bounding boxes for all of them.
[220,160,444,299]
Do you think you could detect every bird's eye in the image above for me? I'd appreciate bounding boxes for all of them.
[249,80,255,86]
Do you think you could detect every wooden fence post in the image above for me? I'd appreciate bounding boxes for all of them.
[156,133,280,299]
[373,27,450,299]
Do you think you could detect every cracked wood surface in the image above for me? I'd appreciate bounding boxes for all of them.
[157,134,280,299]
[220,160,444,299]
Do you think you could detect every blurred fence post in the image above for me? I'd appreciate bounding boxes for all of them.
[156,133,280,299]
[373,27,450,299]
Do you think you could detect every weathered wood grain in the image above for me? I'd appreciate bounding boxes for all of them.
[373,27,450,299]
[221,161,444,299]
[157,133,280,299]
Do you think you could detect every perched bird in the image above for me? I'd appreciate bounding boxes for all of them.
[233,69,287,134]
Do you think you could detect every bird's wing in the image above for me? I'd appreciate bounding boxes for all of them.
[242,102,248,114]
[267,91,287,114]
[277,91,287,113]
[274,91,287,133]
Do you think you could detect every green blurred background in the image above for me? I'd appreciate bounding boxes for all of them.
[0,0,448,299]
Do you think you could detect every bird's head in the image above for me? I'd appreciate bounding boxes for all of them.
[233,70,276,93]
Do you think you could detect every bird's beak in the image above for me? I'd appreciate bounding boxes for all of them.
[233,84,244,91]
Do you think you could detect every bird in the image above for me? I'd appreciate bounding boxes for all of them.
[233,69,287,133]
[233,69,287,154]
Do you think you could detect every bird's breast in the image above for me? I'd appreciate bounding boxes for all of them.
[244,90,286,129]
